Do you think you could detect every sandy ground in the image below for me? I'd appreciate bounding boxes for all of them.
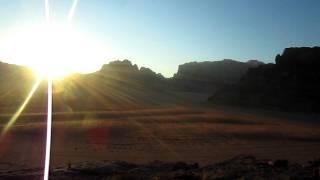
[0,106,319,173]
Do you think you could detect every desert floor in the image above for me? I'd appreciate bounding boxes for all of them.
[0,106,319,172]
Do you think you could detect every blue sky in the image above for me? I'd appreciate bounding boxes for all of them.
[0,0,319,77]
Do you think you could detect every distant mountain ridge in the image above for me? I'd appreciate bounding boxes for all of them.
[0,58,262,111]
[172,59,263,92]
[174,59,263,83]
[98,60,165,89]
[55,59,259,110]
[4,46,319,113]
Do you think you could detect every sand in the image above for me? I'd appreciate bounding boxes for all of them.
[0,106,319,173]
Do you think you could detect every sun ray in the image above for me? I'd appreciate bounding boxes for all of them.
[1,77,42,136]
[44,78,52,180]
[68,0,79,22]
[43,0,80,179]
[45,0,50,22]
[44,1,51,179]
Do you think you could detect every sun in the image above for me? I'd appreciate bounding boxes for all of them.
[1,23,107,79]
[27,24,81,78]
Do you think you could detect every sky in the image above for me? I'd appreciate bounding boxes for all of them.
[0,0,319,77]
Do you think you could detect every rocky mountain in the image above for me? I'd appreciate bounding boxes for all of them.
[171,59,263,92]
[3,46,319,113]
[209,47,320,112]
[53,59,264,111]
[99,60,166,89]
[52,60,174,111]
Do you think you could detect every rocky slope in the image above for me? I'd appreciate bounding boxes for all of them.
[209,47,320,112]
[0,62,46,113]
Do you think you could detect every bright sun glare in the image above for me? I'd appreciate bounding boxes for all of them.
[1,23,107,78]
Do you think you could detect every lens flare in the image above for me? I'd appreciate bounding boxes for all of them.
[44,78,52,180]
[45,0,50,22]
[1,77,42,136]
[44,0,79,179]
[68,0,79,22]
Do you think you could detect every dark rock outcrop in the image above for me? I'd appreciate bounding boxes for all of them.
[209,47,320,112]
[172,59,263,92]
[99,59,165,83]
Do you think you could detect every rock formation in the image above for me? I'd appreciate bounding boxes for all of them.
[209,47,320,112]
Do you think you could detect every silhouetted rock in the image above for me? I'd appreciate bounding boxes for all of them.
[53,60,174,111]
[100,59,139,76]
[276,47,320,68]
[99,60,165,83]
[209,47,320,112]
[172,59,263,92]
